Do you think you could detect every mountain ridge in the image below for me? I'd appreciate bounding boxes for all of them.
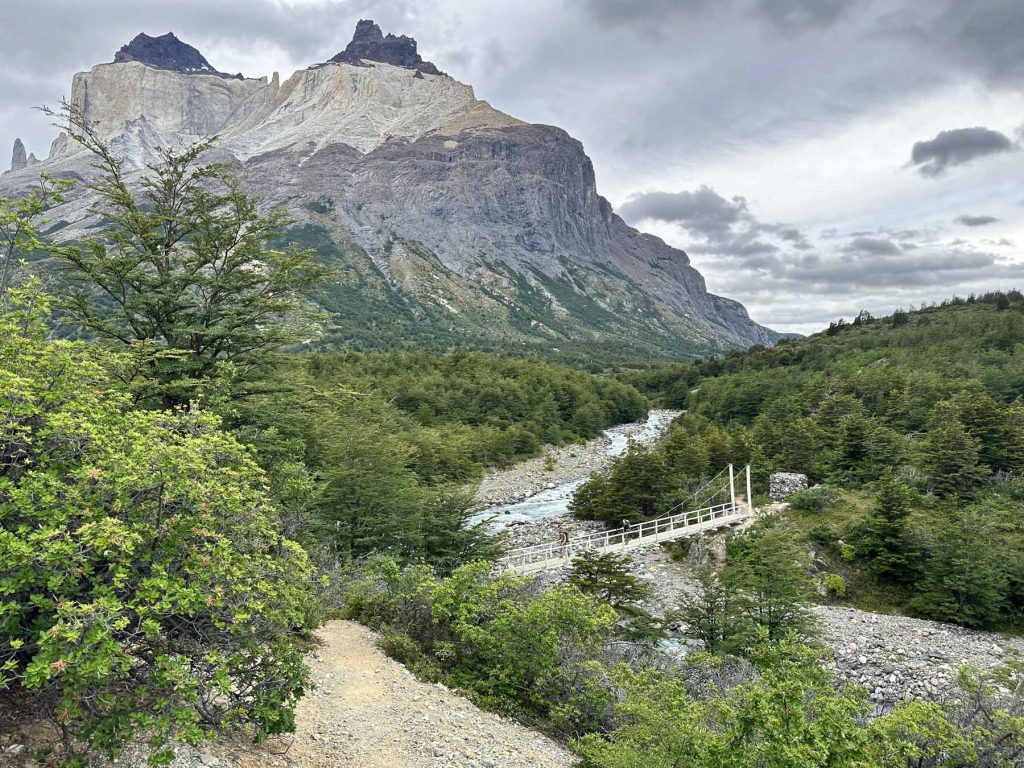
[0,21,780,360]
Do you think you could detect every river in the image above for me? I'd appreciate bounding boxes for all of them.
[468,409,680,531]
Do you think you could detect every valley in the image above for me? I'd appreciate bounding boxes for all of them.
[2,9,1023,768]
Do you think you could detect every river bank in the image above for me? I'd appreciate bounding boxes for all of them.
[469,410,679,529]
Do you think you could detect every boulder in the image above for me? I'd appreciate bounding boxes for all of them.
[769,472,808,500]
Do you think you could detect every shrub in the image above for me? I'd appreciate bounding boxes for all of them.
[825,573,848,599]
[787,486,840,513]
[379,632,423,666]
[0,290,316,765]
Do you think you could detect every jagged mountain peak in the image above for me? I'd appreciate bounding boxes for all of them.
[113,32,243,79]
[328,19,442,75]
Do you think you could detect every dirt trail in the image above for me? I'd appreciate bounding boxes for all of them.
[1,621,576,768]
[202,621,576,768]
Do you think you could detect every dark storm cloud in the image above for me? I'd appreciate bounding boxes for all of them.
[910,127,1016,177]
[618,187,751,238]
[956,214,1000,227]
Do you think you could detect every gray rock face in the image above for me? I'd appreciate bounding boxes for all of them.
[769,472,809,500]
[10,138,27,172]
[329,20,442,75]
[0,23,780,357]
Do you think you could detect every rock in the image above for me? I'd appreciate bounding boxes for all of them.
[10,138,27,172]
[48,132,70,160]
[330,19,444,75]
[769,472,809,501]
[113,32,239,78]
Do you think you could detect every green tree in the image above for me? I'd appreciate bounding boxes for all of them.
[855,470,919,583]
[724,525,817,646]
[674,565,736,655]
[0,287,316,765]
[569,551,661,640]
[922,415,989,497]
[0,175,73,300]
[571,444,672,524]
[47,104,327,408]
[910,509,1009,628]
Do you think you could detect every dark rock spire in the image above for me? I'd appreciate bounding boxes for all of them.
[10,138,27,172]
[329,20,442,75]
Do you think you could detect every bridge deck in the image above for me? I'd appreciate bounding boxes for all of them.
[498,501,750,574]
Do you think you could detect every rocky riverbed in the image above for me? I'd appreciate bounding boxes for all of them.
[500,516,1024,706]
[473,410,679,508]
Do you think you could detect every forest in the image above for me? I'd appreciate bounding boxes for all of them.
[2,108,1023,767]
[574,295,1024,630]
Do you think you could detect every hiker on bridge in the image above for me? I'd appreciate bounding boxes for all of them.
[620,518,632,541]
[557,528,569,551]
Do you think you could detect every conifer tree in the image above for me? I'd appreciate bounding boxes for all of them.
[922,414,989,497]
[856,470,919,583]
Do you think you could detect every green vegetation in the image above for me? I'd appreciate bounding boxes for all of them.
[46,105,327,409]
[0,287,316,765]
[343,556,1024,768]
[0,118,647,764]
[603,294,1024,629]
[4,118,1024,768]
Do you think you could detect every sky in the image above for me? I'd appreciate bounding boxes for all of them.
[1,0,1022,334]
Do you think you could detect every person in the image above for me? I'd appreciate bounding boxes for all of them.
[557,528,569,547]
[621,518,631,541]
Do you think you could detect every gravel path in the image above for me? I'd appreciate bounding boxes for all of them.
[1,622,576,768]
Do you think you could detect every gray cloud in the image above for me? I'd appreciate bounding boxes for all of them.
[844,236,901,255]
[619,187,751,238]
[581,0,854,29]
[956,214,1000,227]
[926,0,1024,86]
[754,0,854,29]
[910,126,1016,177]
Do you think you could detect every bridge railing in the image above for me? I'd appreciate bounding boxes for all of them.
[498,501,742,572]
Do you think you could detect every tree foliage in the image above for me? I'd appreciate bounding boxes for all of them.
[46,104,327,408]
[0,287,316,764]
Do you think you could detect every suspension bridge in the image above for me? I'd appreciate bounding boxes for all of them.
[497,464,754,574]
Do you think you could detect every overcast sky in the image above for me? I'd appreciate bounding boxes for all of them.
[2,0,1022,334]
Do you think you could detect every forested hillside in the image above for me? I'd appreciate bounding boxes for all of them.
[577,295,1024,629]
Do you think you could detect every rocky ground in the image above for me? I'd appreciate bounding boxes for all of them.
[0,622,576,768]
[472,411,678,507]
[502,515,1024,706]
[816,606,1023,705]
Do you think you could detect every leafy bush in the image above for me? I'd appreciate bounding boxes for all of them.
[825,573,848,599]
[340,558,617,735]
[787,486,839,513]
[575,641,1024,768]
[0,290,317,765]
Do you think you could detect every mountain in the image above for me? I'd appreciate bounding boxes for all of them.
[0,21,780,361]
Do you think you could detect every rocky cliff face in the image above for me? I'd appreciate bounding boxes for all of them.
[0,21,779,358]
